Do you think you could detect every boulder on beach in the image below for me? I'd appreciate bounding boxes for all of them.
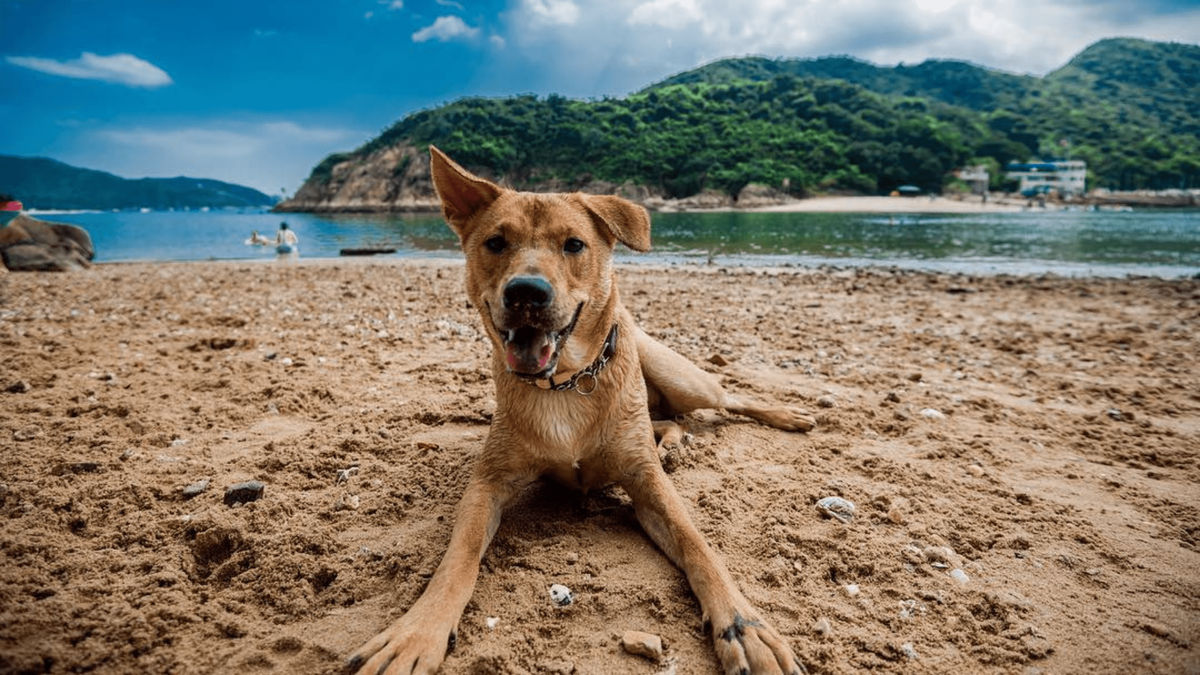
[0,213,95,272]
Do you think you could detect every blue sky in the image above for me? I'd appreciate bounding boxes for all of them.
[2,0,1198,195]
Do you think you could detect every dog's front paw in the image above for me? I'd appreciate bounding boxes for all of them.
[710,611,805,675]
[347,613,455,675]
[761,406,816,433]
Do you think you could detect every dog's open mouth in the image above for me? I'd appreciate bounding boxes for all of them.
[496,303,583,377]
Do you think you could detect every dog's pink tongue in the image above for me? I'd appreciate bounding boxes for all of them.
[505,341,553,373]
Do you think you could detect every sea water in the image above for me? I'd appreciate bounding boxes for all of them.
[33,207,1200,278]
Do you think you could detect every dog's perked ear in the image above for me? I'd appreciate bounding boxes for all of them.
[573,194,652,252]
[429,145,504,238]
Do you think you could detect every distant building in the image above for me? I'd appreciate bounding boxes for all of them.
[1005,160,1086,196]
[955,165,990,195]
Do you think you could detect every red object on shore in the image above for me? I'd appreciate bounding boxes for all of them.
[1,201,22,211]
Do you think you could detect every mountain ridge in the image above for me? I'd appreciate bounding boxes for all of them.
[278,37,1199,213]
[0,156,275,210]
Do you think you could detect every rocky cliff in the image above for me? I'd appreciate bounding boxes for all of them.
[275,144,438,212]
[274,142,789,213]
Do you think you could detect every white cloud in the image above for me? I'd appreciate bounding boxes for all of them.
[521,0,581,26]
[78,121,364,193]
[627,0,703,30]
[387,0,404,8]
[5,52,172,88]
[436,0,465,10]
[494,0,1200,97]
[412,15,480,42]
[490,34,508,49]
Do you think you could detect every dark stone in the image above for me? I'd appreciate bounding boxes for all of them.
[0,214,94,271]
[224,480,265,505]
[5,380,30,394]
[53,461,103,475]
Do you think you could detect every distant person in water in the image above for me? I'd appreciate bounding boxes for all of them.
[246,230,272,246]
[275,222,299,256]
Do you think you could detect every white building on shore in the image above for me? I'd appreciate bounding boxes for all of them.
[955,165,990,195]
[1006,160,1086,196]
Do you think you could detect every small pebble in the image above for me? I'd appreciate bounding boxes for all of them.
[63,461,101,474]
[949,568,969,584]
[901,642,918,660]
[5,380,30,394]
[485,617,499,630]
[920,408,945,420]
[812,617,832,637]
[565,552,579,564]
[816,395,836,408]
[815,496,855,523]
[549,583,573,607]
[923,546,958,566]
[966,464,985,477]
[885,391,901,403]
[621,630,663,660]
[907,372,923,382]
[224,480,265,506]
[182,479,210,499]
[843,583,860,597]
[13,427,40,442]
[336,466,360,484]
[902,545,924,564]
[337,494,360,511]
[708,354,729,366]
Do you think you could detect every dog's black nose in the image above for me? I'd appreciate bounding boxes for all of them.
[503,276,554,310]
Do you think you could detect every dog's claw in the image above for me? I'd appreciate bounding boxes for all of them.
[713,611,801,675]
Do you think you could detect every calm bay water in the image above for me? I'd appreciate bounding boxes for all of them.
[35,207,1200,277]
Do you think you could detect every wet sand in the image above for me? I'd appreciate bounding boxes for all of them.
[1,259,1197,674]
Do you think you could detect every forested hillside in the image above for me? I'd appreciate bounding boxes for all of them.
[283,38,1198,211]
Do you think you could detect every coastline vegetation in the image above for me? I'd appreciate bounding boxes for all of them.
[310,38,1199,200]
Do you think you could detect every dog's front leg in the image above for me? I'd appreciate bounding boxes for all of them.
[349,474,514,675]
[623,461,803,675]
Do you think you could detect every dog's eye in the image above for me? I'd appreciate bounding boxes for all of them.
[563,237,586,254]
[484,236,507,253]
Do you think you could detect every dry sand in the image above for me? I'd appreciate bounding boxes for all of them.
[750,195,1024,214]
[1,259,1197,674]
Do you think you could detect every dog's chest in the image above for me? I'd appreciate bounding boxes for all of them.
[517,392,597,451]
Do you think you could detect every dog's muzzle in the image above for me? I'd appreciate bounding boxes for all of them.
[490,281,582,377]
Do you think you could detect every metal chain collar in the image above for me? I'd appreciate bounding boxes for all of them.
[525,323,619,395]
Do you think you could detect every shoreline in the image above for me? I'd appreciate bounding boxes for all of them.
[274,193,1195,216]
[84,253,1200,281]
[747,194,1025,213]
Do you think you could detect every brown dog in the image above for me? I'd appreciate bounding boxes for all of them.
[349,147,814,674]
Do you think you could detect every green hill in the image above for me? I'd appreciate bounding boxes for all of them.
[284,38,1199,210]
[0,156,275,210]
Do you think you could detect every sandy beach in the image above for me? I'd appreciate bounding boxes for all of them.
[1,259,1197,674]
[750,195,1024,214]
